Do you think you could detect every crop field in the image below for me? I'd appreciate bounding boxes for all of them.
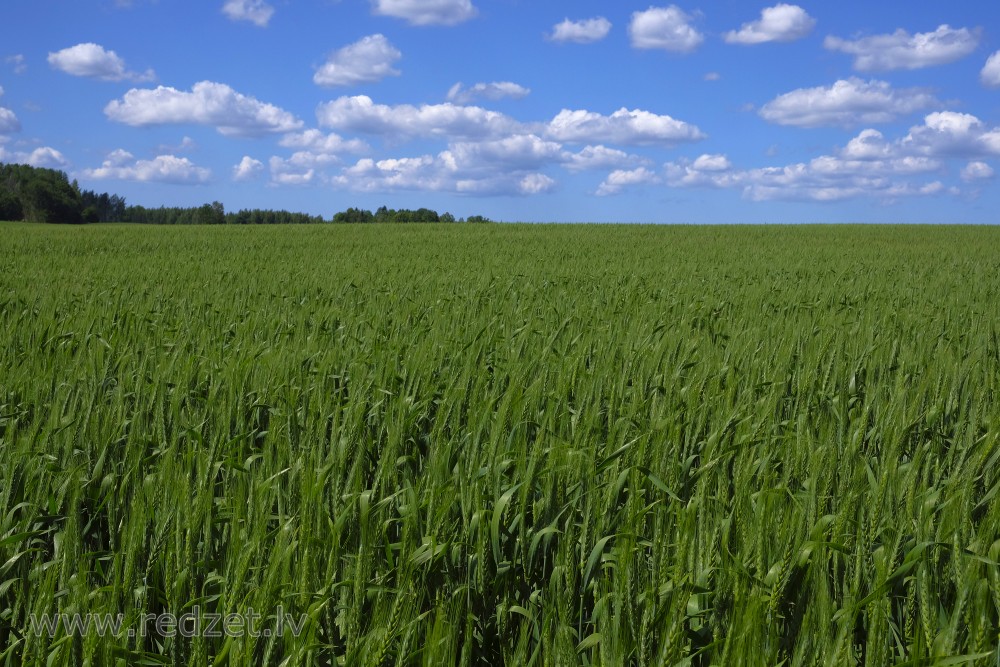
[1,221,999,666]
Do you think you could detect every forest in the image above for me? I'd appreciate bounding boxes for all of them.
[0,162,491,225]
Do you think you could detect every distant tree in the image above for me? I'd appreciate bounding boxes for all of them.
[80,190,128,222]
[467,215,492,224]
[440,212,456,223]
[195,201,226,225]
[0,163,83,223]
[415,208,439,223]
[333,207,374,224]
[0,189,22,221]
[22,172,83,223]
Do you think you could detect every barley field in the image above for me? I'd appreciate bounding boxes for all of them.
[1,222,999,666]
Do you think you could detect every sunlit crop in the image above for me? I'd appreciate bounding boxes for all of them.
[1,222,998,665]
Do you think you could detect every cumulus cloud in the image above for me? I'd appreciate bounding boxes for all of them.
[548,17,612,44]
[981,51,1000,88]
[841,128,894,160]
[759,78,938,128]
[105,81,303,136]
[269,156,317,186]
[0,145,69,169]
[824,25,979,71]
[447,81,530,104]
[667,155,944,202]
[519,173,556,195]
[271,128,368,184]
[336,155,439,191]
[652,127,958,202]
[371,0,476,26]
[84,151,211,183]
[317,95,521,140]
[835,115,1000,163]
[961,161,994,181]
[900,111,1000,157]
[440,134,563,172]
[268,150,342,185]
[0,87,20,133]
[547,107,705,146]
[314,34,402,87]
[620,115,1000,202]
[629,6,703,53]
[596,167,661,196]
[564,145,648,172]
[724,4,815,45]
[233,156,264,181]
[48,43,154,82]
[222,0,275,27]
[278,129,369,154]
[692,154,732,171]
[329,138,559,196]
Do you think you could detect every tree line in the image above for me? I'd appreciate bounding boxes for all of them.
[0,162,493,225]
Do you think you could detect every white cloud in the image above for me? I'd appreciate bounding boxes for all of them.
[703,72,721,82]
[961,161,994,181]
[336,155,441,191]
[0,88,19,133]
[222,0,275,27]
[105,81,303,137]
[549,17,612,44]
[271,129,367,184]
[5,55,27,75]
[317,95,521,140]
[629,6,703,53]
[269,156,317,186]
[47,43,154,82]
[447,81,530,104]
[271,150,342,173]
[981,51,1000,88]
[331,145,557,196]
[596,167,660,196]
[659,144,946,202]
[759,78,938,128]
[518,173,556,195]
[288,129,648,192]
[724,4,815,45]
[84,152,211,183]
[371,0,476,26]
[547,107,705,146]
[278,129,369,154]
[824,25,979,71]
[441,134,563,172]
[233,156,264,181]
[663,155,744,189]
[692,154,732,171]
[636,118,1000,203]
[314,34,402,87]
[564,145,648,172]
[1,146,68,169]
[268,150,340,185]
[841,129,894,160]
[741,162,942,202]
[901,111,1000,157]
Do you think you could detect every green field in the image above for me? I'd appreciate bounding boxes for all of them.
[1,222,999,666]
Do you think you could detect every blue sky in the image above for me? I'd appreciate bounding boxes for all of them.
[2,0,1000,222]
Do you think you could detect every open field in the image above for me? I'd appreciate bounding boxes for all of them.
[1,222,999,666]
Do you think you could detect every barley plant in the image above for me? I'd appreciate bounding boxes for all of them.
[1,222,998,666]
